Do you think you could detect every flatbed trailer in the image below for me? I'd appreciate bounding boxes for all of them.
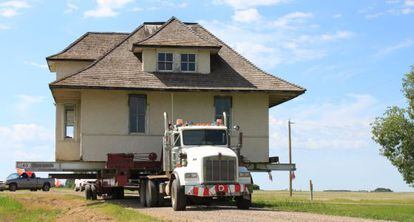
[16,113,297,210]
[16,157,295,201]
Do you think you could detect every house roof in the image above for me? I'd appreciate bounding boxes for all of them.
[48,17,305,106]
[133,17,221,49]
[46,32,129,61]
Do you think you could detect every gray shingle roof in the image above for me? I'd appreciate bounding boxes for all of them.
[133,18,221,49]
[47,32,129,61]
[49,17,305,105]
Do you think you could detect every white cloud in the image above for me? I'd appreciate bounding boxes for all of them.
[362,0,414,18]
[271,12,314,29]
[14,94,44,117]
[214,0,288,9]
[24,61,48,69]
[333,13,342,18]
[270,94,379,151]
[0,124,54,178]
[375,39,414,57]
[84,0,134,18]
[200,19,353,69]
[320,31,354,41]
[0,0,30,18]
[0,24,10,30]
[65,1,79,14]
[232,8,261,23]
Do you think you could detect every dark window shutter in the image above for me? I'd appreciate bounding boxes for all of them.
[129,95,146,133]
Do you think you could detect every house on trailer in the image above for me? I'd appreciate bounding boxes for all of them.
[46,17,305,164]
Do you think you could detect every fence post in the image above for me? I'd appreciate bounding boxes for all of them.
[309,179,314,201]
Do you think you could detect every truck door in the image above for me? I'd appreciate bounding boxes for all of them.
[18,173,31,189]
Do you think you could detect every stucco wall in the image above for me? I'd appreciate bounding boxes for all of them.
[54,61,92,80]
[75,90,269,162]
[142,48,210,74]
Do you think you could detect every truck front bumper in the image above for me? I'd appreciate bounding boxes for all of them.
[185,184,250,197]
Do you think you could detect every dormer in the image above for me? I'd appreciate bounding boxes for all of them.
[132,17,221,74]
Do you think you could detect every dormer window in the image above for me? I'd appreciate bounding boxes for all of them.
[181,54,196,72]
[157,52,173,71]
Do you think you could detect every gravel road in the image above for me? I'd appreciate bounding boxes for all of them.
[136,206,381,222]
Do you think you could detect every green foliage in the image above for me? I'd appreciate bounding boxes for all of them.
[252,184,260,190]
[64,179,75,189]
[253,190,414,222]
[371,67,414,186]
[0,195,59,222]
[372,188,393,192]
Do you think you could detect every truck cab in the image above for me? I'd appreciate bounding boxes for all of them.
[163,114,252,210]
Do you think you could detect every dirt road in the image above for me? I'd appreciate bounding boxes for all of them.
[2,190,384,222]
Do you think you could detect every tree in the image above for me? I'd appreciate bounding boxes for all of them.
[371,67,414,186]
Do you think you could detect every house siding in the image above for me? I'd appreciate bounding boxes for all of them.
[55,90,269,162]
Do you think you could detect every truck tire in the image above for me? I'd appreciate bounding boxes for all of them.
[146,180,159,207]
[235,194,251,210]
[42,183,51,192]
[91,185,97,200]
[171,179,186,211]
[9,183,17,192]
[139,180,147,207]
[85,184,92,200]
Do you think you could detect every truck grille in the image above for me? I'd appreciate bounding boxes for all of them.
[203,156,236,183]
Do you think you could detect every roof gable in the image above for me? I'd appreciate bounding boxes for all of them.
[133,17,220,49]
[49,17,305,106]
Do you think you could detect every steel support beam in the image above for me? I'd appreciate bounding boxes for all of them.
[244,163,296,172]
[16,161,106,172]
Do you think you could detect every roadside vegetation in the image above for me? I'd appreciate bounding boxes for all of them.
[0,190,162,222]
[253,190,414,221]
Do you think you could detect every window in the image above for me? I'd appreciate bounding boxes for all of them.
[181,54,196,72]
[157,53,173,71]
[64,105,75,139]
[214,96,232,127]
[129,95,147,133]
[182,130,227,146]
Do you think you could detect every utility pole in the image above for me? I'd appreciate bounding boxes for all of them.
[288,120,293,197]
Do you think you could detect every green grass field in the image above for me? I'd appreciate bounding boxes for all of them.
[253,190,414,221]
[0,190,161,222]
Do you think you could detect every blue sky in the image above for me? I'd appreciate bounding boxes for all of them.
[0,0,413,191]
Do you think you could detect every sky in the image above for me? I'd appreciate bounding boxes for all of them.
[0,0,413,191]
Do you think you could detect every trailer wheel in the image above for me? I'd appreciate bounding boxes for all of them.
[91,185,97,200]
[112,187,124,199]
[85,184,92,200]
[9,183,17,192]
[171,179,186,211]
[146,180,159,207]
[235,194,251,210]
[139,180,147,207]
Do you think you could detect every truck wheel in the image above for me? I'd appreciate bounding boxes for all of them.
[42,183,51,192]
[235,194,251,210]
[91,185,97,200]
[9,183,17,192]
[146,180,159,207]
[171,179,186,211]
[139,180,147,207]
[85,184,92,200]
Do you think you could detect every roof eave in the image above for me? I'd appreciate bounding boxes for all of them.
[132,44,222,53]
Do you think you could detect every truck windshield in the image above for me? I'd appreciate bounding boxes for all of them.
[182,130,227,146]
[7,173,19,180]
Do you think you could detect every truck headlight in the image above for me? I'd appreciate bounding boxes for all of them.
[239,172,251,177]
[184,173,199,180]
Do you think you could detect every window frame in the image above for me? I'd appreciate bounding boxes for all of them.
[157,52,174,72]
[128,94,147,134]
[63,104,76,140]
[214,96,232,128]
[180,53,197,72]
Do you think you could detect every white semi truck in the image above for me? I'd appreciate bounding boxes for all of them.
[16,112,295,211]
